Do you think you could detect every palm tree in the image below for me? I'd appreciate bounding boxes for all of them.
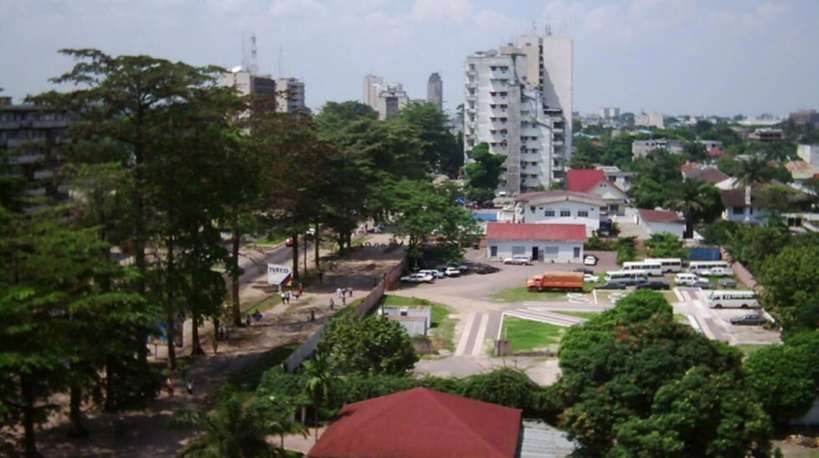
[734,156,771,223]
[302,354,333,441]
[171,384,279,457]
[665,179,718,239]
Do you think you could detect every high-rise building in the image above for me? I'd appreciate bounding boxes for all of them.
[218,69,276,97]
[464,33,573,195]
[427,73,443,111]
[599,107,620,119]
[275,77,306,114]
[634,111,665,129]
[362,75,409,120]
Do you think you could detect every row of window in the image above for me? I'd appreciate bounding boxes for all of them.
[543,209,590,218]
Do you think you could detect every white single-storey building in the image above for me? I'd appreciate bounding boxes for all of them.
[485,222,587,262]
[514,190,606,237]
[636,208,685,239]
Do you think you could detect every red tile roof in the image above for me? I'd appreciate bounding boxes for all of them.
[566,169,624,194]
[307,387,522,458]
[637,208,683,223]
[485,222,587,241]
[707,147,726,157]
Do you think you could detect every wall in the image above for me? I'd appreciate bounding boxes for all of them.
[521,200,600,236]
[487,239,583,262]
[643,221,684,239]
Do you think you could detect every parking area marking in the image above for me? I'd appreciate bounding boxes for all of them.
[455,312,476,356]
[470,313,490,356]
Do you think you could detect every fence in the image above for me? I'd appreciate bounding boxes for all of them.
[283,258,408,372]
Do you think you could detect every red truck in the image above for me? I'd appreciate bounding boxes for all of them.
[526,271,585,292]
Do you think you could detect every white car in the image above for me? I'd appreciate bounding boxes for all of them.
[703,267,732,277]
[400,273,434,283]
[418,269,445,279]
[583,255,599,266]
[583,273,598,282]
[503,255,532,265]
[674,273,703,286]
[444,267,461,277]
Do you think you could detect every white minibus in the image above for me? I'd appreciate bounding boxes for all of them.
[707,290,760,309]
[622,261,663,277]
[645,258,683,273]
[605,270,648,283]
[687,261,729,275]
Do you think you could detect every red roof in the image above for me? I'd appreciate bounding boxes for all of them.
[307,387,522,458]
[566,169,623,194]
[707,147,725,157]
[486,222,587,241]
[637,208,683,223]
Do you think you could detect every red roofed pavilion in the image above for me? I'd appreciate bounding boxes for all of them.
[307,387,522,458]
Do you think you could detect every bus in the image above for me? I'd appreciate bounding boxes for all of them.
[707,290,760,309]
[688,261,729,275]
[645,258,684,273]
[622,261,663,277]
[605,270,648,283]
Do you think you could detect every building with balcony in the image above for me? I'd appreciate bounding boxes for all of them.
[463,32,573,195]
[0,96,69,206]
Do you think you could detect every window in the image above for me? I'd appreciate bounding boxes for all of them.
[560,210,571,217]
[530,206,535,212]
[578,210,589,217]
[544,210,555,217]
[733,206,744,215]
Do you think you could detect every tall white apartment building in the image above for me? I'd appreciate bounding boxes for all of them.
[362,74,383,108]
[275,77,306,114]
[464,33,573,195]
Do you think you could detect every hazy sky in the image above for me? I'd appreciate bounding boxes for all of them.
[2,0,817,117]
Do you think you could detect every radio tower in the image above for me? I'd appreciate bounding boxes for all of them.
[249,34,258,75]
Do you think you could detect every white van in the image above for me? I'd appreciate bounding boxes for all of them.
[674,273,701,285]
[645,258,684,273]
[622,261,663,277]
[687,261,729,275]
[605,270,648,283]
[707,290,760,309]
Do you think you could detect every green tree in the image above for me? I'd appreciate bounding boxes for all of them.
[396,102,462,177]
[302,355,333,440]
[664,179,724,238]
[316,315,418,376]
[557,290,772,457]
[757,236,819,333]
[734,156,774,223]
[644,232,688,259]
[464,142,504,202]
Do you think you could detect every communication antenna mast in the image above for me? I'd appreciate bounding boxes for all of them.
[241,33,247,72]
[544,22,552,36]
[278,46,283,76]
[249,33,258,75]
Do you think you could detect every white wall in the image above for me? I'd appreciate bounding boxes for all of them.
[486,239,583,263]
[642,221,684,239]
[520,201,600,236]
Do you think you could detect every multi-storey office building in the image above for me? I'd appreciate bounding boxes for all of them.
[463,33,573,195]
[275,77,306,114]
[427,73,443,111]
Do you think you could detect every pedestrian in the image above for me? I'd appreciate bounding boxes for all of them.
[246,315,252,326]
[329,298,335,310]
[166,377,174,397]
[280,291,286,303]
[298,284,304,295]
[212,337,218,354]
[336,287,343,299]
[348,287,353,297]
[285,292,291,304]
[310,310,315,322]
[186,380,194,395]
[341,296,346,307]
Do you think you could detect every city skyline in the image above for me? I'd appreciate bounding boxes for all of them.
[1,0,817,117]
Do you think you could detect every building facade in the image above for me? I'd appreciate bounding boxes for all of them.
[427,72,443,111]
[634,112,665,128]
[362,74,383,108]
[275,77,306,114]
[464,32,573,196]
[362,75,409,120]
[797,144,819,166]
[631,138,684,158]
[485,222,586,263]
[514,190,605,236]
[599,107,620,119]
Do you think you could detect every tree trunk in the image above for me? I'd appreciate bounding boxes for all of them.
[20,373,39,458]
[231,220,242,327]
[191,315,204,356]
[68,380,89,438]
[303,235,308,275]
[744,184,752,223]
[104,357,117,412]
[314,223,320,272]
[166,237,177,370]
[291,233,300,281]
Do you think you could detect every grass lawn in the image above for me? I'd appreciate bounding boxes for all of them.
[552,310,599,320]
[500,316,565,353]
[734,343,775,356]
[490,286,565,302]
[382,295,456,352]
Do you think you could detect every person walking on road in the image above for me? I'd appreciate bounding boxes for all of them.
[329,298,335,310]
[166,378,174,397]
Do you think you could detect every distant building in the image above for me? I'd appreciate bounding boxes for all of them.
[274,77,306,114]
[789,109,819,128]
[697,140,722,150]
[634,111,665,128]
[598,107,620,119]
[748,128,784,142]
[464,32,573,195]
[636,208,685,239]
[632,138,685,158]
[514,190,606,236]
[797,144,819,166]
[427,72,443,111]
[0,96,69,206]
[566,168,629,216]
[218,69,276,97]
[485,222,586,262]
[362,75,409,119]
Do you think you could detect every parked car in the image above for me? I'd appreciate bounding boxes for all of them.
[704,267,732,277]
[595,281,626,290]
[718,278,738,288]
[583,255,599,266]
[614,276,648,286]
[473,264,500,275]
[730,314,768,326]
[583,273,598,282]
[400,273,434,283]
[503,255,533,265]
[444,267,461,277]
[284,237,294,247]
[573,267,594,275]
[692,279,715,290]
[635,280,671,290]
[418,269,445,279]
[674,273,702,285]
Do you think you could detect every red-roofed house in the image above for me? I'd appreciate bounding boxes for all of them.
[485,222,587,262]
[636,208,684,238]
[307,387,523,458]
[514,190,606,236]
[566,169,629,216]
